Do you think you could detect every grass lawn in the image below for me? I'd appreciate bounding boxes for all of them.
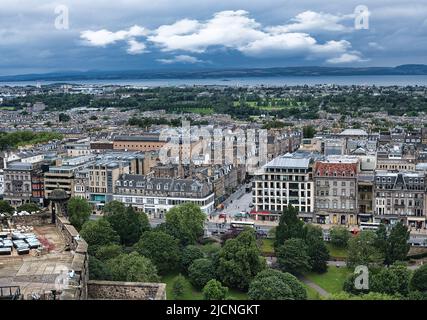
[161,272,248,300]
[326,243,348,260]
[305,266,351,294]
[179,107,214,115]
[259,238,275,255]
[303,283,321,300]
[234,98,306,110]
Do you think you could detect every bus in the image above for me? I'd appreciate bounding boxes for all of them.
[230,220,255,230]
[360,222,381,231]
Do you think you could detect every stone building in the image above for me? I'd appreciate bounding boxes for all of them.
[374,171,426,229]
[313,157,359,225]
[113,174,215,218]
[3,162,33,206]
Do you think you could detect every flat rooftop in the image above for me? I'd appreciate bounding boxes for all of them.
[0,225,74,299]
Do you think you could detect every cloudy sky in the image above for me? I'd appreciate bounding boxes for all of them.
[1,0,426,75]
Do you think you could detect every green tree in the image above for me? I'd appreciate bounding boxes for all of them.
[0,200,14,215]
[188,258,216,289]
[302,125,316,138]
[89,256,112,280]
[406,291,427,300]
[181,245,204,272]
[67,197,92,231]
[307,240,329,273]
[371,263,411,296]
[94,244,123,262]
[58,113,71,122]
[410,264,427,293]
[304,224,323,243]
[133,231,180,274]
[172,274,186,300]
[164,203,206,245]
[107,252,159,282]
[17,203,40,213]
[202,280,228,300]
[104,201,150,246]
[250,269,307,300]
[384,222,410,265]
[248,276,293,300]
[347,231,383,268]
[80,218,120,255]
[275,205,305,248]
[277,238,311,275]
[375,224,388,255]
[330,226,350,248]
[217,229,266,290]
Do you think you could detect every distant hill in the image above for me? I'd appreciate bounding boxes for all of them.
[1,64,427,82]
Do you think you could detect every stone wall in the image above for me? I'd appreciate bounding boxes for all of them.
[55,216,89,300]
[87,281,166,300]
[10,211,51,226]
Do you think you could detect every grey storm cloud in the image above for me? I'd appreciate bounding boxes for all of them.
[0,0,426,74]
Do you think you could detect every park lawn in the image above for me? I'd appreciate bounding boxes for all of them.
[0,106,16,110]
[302,283,321,300]
[325,243,348,260]
[162,272,248,300]
[305,266,351,295]
[162,272,203,300]
[259,238,275,255]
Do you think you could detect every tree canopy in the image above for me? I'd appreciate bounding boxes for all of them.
[275,205,305,248]
[80,218,120,254]
[383,222,410,265]
[188,258,216,289]
[217,229,266,290]
[203,280,228,300]
[67,197,92,231]
[0,200,14,214]
[164,203,206,245]
[181,245,205,273]
[410,264,427,293]
[133,230,180,274]
[17,202,40,213]
[104,201,150,246]
[249,269,307,300]
[347,231,383,268]
[330,226,350,248]
[106,252,160,282]
[277,238,311,275]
